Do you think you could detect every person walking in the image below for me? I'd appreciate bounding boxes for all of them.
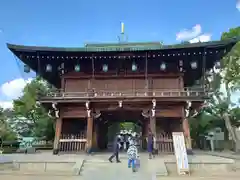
[108,134,121,163]
[127,137,139,172]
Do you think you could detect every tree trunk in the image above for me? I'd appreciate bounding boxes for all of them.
[223,113,237,143]
[223,82,240,152]
[223,113,240,152]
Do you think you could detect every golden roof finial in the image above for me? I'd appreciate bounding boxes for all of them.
[121,22,124,34]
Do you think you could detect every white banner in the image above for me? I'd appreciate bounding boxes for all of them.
[172,132,189,175]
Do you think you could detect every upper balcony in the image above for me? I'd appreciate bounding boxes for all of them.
[40,88,208,103]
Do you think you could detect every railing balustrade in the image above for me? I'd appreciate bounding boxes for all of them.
[59,133,86,152]
[155,133,174,153]
[43,88,207,99]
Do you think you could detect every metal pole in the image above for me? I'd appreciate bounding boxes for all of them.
[92,54,95,78]
[202,48,206,90]
[37,53,41,76]
[145,52,148,90]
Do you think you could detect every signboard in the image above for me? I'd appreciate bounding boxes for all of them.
[172,132,190,175]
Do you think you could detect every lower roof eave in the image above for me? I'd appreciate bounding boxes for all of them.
[40,96,207,104]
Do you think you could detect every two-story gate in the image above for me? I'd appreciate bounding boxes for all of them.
[7,36,237,154]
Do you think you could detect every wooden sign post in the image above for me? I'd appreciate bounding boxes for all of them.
[172,132,190,175]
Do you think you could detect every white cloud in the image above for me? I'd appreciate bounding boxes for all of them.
[0,101,13,109]
[0,78,32,109]
[176,24,202,41]
[237,0,240,11]
[218,82,240,107]
[176,24,211,43]
[1,78,32,100]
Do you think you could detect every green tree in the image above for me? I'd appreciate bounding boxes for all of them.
[0,107,17,141]
[190,112,218,148]
[203,27,240,149]
[12,77,55,140]
[221,27,240,40]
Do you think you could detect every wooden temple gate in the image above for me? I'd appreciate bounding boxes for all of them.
[54,101,187,153]
[57,127,174,153]
[8,32,237,155]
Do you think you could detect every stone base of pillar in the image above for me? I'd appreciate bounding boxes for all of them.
[86,147,94,155]
[186,149,194,155]
[53,149,59,155]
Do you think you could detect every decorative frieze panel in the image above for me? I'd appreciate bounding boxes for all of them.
[61,106,86,118]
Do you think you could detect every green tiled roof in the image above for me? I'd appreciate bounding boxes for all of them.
[85,42,163,47]
[7,37,240,53]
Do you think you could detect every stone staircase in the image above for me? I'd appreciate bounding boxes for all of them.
[80,158,168,180]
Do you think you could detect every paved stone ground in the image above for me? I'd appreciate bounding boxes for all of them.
[1,151,239,179]
[197,150,240,170]
[199,150,240,160]
[1,174,240,180]
[0,152,85,162]
[82,155,154,180]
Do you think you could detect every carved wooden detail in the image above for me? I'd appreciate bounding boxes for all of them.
[155,106,183,117]
[61,106,86,118]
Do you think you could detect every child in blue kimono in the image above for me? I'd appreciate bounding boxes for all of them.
[127,137,139,172]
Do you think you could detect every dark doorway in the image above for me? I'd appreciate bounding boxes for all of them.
[156,117,181,134]
[61,118,86,137]
[96,109,144,151]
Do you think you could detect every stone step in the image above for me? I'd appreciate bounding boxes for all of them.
[0,163,15,171]
[80,160,109,176]
[80,159,154,180]
[148,159,168,176]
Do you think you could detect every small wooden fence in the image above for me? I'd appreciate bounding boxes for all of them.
[155,133,174,153]
[58,132,174,153]
[45,88,206,99]
[59,132,86,152]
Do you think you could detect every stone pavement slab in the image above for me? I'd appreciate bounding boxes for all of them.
[199,151,240,160]
[148,158,168,176]
[80,158,153,180]
[2,174,240,180]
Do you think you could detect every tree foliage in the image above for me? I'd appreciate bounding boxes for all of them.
[0,107,17,141]
[12,77,55,140]
[198,26,240,144]
[221,27,240,40]
[190,27,240,148]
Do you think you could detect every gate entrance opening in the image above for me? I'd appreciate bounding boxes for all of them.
[96,110,145,151]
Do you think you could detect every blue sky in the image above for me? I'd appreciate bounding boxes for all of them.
[0,0,239,108]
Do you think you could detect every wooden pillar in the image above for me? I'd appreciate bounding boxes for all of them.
[141,119,149,149]
[150,115,156,136]
[142,119,149,137]
[183,118,192,149]
[86,115,93,151]
[150,99,157,137]
[53,117,62,154]
[92,123,98,149]
[150,114,156,150]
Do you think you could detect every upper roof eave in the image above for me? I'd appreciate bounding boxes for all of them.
[6,37,240,54]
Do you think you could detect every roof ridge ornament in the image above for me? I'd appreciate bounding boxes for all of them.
[118,22,128,43]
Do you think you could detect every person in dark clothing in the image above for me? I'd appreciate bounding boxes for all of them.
[147,131,154,159]
[108,135,121,163]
